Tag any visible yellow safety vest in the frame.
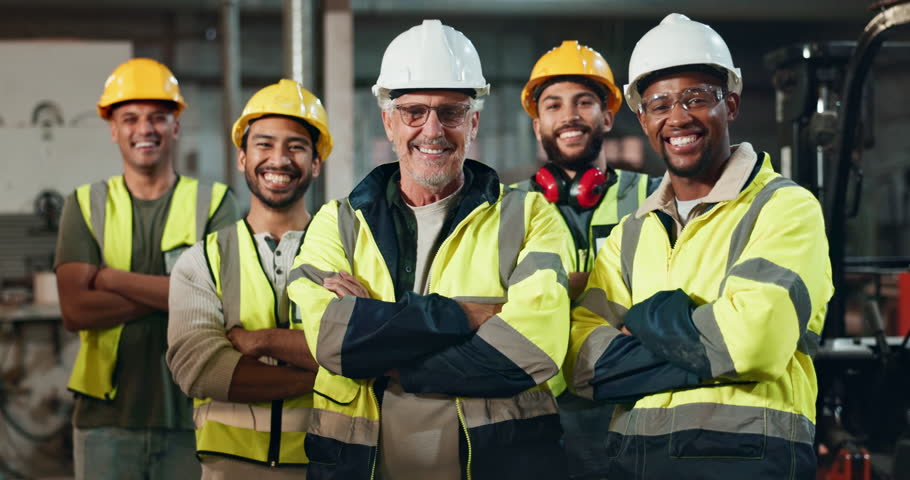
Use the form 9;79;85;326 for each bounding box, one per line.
194;220;311;466
68;175;227;400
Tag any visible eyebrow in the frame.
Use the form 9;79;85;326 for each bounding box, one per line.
541;91;599;103
251;134;312;145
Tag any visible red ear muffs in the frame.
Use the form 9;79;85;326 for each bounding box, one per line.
532;163;570;204
570;167;608;209
532;163;607;209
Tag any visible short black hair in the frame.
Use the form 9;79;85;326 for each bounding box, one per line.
636;64;727;96
389;88;476;100
240;114;321;154
533;75;610;110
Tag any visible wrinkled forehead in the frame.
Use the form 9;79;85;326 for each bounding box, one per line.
393;89;472;106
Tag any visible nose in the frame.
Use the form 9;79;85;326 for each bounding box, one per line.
665;101;692;126
421;109;445;137
137;117;155;135
276;146;294;165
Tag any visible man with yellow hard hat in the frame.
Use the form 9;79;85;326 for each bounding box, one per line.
167;79;330;479
516;41;655;480
54;58;240;480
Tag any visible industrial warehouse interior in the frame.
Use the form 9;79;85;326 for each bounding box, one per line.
1;0;909;479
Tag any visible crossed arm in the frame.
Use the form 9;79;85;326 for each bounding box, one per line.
57;262;168;331
166;243;317;404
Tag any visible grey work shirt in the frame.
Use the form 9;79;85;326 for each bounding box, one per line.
378;187;463;480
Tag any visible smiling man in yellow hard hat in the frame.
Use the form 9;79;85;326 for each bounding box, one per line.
167;79;331;479
54;58;241;480
515;42;658;479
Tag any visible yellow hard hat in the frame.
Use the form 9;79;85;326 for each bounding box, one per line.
521;41;622;118
97;58;187;120
231;79;333;161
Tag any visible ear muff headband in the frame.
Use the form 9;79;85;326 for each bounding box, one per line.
532;163;609;209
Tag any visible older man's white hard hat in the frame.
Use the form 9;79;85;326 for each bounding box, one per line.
372;19;490;98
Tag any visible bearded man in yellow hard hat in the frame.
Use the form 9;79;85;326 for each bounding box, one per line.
167;79;331;479
513;42;658;479
54;58;241;480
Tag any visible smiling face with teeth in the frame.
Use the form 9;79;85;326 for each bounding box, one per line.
637;71;739;194
238;115;321;211
382;90;479;205
109;101;179;174
533;80;612;175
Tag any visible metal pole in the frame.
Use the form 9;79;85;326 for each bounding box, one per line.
221;0;241;188
283;0;322;207
324;0;354;200
283;0;314;90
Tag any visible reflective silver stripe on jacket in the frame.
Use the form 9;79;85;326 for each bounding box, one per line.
307;407;379;446
196;181;214;242
88;180;109;254
194;400;311;433
616;170;643;218
498;188;526;288
610;403;815;445
216;224;242;328
459;389;559;429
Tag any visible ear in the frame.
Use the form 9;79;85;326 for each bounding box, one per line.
532;117;542;143
236;147;246;172
725;92;741;122
636;110;648;132
381;110;394;142
602;109;615;132
311;156;322;179
172;117;181;139
468;111;480;141
109;119;117;143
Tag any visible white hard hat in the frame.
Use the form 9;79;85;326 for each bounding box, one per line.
624;13;742;112
372;19;490;98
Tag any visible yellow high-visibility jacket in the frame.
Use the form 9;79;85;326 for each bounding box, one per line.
287;160;573;480
567;145;833;479
69;175;228;400
193;219;312;466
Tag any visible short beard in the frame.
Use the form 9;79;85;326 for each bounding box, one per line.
660;138;715;179
396;135;469;190
245;167;311;210
541;124;605;172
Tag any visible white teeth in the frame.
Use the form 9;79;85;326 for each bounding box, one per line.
418;147;444;154
669;135;698;146
559;130;583;139
135;141;156;148
263;173;291;185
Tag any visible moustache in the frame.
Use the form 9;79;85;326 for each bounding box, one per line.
554;122;591;135
255;166;301;177
408;136;456;150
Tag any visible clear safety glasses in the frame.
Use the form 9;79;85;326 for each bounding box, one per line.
639;85;726;117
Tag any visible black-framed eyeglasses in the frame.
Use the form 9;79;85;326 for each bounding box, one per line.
393;103;472;128
639;85;726;117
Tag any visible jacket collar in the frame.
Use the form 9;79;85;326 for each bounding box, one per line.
349;158;501;212
636;142;759;220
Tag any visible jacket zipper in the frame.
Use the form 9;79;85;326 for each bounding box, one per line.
456;398;472;480
369;383;380;480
